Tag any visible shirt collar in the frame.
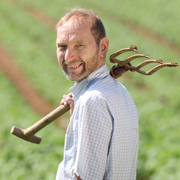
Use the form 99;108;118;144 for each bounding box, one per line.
69;64;109;102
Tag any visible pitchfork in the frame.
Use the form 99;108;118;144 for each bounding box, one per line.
109;45;178;78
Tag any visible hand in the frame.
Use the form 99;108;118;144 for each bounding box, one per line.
61;93;74;116
74;173;82;180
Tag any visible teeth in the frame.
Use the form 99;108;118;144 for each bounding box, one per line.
69;64;81;68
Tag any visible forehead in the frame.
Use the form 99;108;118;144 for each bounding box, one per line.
56;17;94;43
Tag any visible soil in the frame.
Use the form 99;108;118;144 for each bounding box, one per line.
0;45;55;115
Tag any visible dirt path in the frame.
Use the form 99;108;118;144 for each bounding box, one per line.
120;18;180;55
0;45;55;115
7;0;56;30
96;3;180;56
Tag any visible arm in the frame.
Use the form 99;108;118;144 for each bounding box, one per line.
74;96;112;180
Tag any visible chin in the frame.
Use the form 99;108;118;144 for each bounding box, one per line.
68;73;88;82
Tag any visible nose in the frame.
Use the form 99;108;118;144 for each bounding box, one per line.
64;47;76;63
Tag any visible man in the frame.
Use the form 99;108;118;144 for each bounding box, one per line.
56;8;139;180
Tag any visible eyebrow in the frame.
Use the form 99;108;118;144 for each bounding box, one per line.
74;40;86;44
56;39;87;45
56;41;66;45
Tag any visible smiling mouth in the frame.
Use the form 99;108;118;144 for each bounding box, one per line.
68;63;83;70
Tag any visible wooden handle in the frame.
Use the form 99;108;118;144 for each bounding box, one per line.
25;104;70;136
11;104;70;144
109;65;128;78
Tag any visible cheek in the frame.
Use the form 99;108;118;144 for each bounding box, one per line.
57;51;64;65
80;47;97;61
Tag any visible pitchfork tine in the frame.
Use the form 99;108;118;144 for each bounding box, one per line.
110;45;138;63
134;59;164;70
134;62;178;75
121;54;150;65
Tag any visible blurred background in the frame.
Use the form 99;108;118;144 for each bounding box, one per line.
0;0;180;179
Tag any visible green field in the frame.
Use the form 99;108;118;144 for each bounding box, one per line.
0;0;180;179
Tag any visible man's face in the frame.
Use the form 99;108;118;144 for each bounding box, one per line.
56;17;103;83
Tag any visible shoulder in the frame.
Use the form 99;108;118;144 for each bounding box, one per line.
88;75;129;98
86;75;136;110
80;75;125;105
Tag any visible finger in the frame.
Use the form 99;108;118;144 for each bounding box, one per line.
64;95;73;102
61;99;65;105
61;94;74;108
64;99;74;108
68;93;73;98
64;101;68;106
63;95;68;99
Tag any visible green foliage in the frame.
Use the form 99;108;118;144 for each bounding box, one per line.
0;0;180;179
0;72;65;180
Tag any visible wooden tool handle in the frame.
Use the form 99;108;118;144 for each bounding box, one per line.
11;104;70;144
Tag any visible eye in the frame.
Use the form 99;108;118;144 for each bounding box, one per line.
75;44;84;49
57;44;67;51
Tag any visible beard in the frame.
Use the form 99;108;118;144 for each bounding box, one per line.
61;49;100;83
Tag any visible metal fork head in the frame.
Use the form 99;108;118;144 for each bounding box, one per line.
109;45;179;78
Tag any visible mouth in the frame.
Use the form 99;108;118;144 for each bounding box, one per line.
68;63;83;70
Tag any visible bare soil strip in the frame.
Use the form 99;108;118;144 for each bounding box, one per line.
97;5;180;56
28;7;57;30
7;0;57;30
0;45;55;116
120;18;180;55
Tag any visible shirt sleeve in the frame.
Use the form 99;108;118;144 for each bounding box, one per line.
56;161;64;180
74;95;112;180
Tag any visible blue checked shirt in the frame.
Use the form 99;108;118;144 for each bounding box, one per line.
56;65;139;180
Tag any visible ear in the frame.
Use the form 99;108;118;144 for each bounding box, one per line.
99;37;109;58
